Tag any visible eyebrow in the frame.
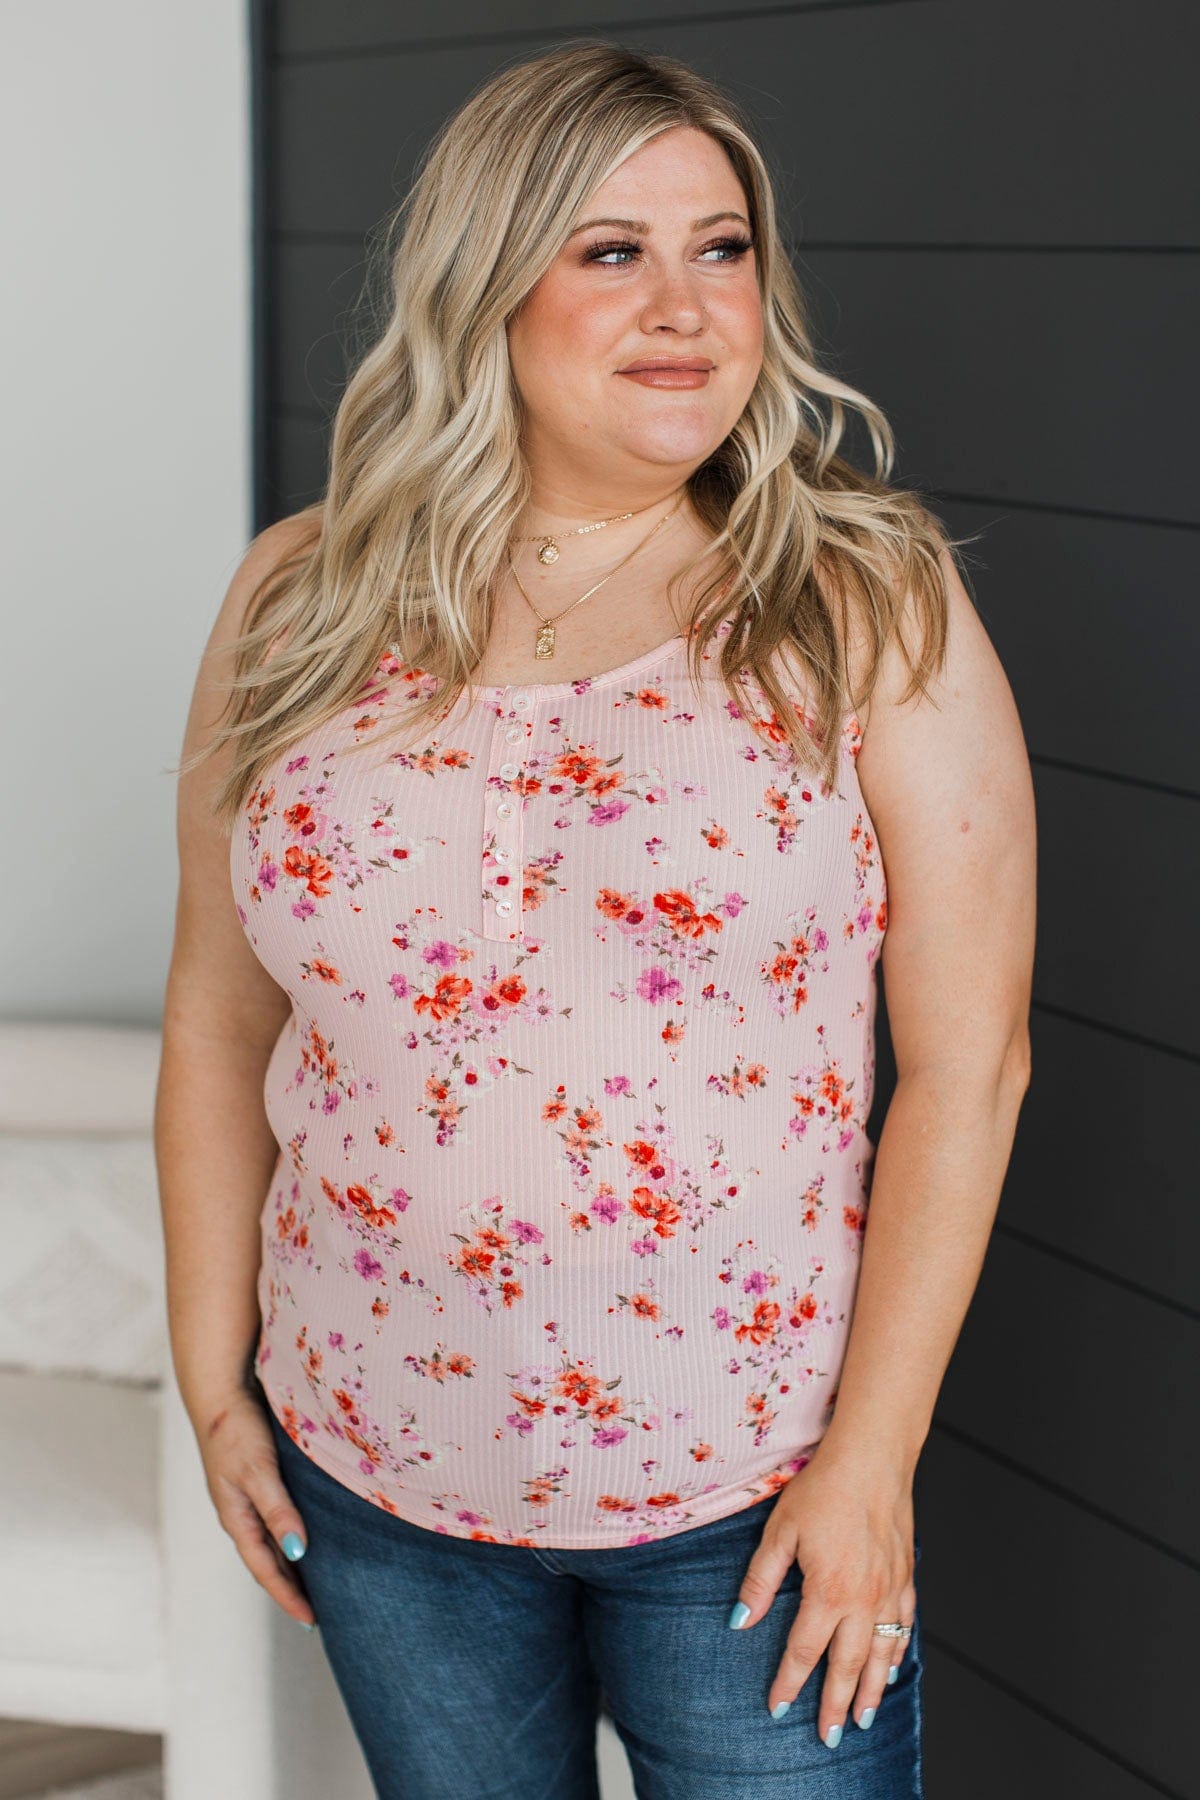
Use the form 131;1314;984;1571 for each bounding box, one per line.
567;211;751;237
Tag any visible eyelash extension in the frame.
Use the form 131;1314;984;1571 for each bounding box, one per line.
584;234;755;265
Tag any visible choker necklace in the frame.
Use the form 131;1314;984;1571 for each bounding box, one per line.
512;492;670;565
506;493;686;660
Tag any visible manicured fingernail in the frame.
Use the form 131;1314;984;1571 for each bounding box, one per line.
824;1722;844;1748
770;1700;791;1720
886;1664;899;1685
298;1621;317;1632
727;1600;751;1629
858;1706;876;1729
281;1531;306;1561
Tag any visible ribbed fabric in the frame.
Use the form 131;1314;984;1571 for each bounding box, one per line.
231;615;886;1547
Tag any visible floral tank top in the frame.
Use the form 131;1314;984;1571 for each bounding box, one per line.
231;611;887;1547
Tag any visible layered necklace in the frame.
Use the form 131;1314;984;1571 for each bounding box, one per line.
507;490;686;660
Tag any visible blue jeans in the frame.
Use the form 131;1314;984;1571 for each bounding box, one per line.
262;1395;924;1798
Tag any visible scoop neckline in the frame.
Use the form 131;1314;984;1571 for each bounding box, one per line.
471;630;689;699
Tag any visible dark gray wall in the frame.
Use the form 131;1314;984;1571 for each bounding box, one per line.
252;4;1199;1793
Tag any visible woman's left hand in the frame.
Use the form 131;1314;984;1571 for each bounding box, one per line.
729;1444;918;1744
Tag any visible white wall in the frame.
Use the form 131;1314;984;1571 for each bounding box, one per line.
1;1;252;1023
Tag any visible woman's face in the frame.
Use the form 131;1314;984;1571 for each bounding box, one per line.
507;125;764;492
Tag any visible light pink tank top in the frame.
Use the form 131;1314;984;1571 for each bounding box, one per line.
232;613;886;1546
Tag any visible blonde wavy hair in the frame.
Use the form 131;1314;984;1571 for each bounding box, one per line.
190;37;973;834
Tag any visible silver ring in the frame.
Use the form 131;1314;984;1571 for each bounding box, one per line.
872;1622;912;1638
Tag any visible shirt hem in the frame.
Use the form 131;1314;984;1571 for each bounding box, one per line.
257;1365;809;1551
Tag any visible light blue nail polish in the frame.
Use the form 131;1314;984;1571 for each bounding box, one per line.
858;1707;876;1729
298;1621;317;1632
281;1531;306;1561
727;1600;751;1629
886;1664;899;1685
824;1723;844;1748
770;1700;791;1720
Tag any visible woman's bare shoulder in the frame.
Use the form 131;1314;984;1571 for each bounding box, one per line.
204;509;321;667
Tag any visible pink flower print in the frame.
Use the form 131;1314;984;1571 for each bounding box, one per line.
636;966;682;1004
354;1249;384;1281
425;939;461;970
589;798;631;826
603;1074;634;1097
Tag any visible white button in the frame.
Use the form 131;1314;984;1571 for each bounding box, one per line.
505;725;522;742
495;847;510;863
512;692;530;708
496;801;513;819
499;761;520;780
495;899;514;915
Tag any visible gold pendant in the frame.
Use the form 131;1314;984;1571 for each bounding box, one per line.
535;622;556;658
536;538;560;565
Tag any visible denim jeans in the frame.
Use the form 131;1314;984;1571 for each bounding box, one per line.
262;1394;924;1798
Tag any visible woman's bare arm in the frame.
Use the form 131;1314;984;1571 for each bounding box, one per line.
817;544;1036;1478
155;515;309;1437
733;544;1037;1741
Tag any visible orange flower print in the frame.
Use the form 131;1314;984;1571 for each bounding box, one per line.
713;1239;834;1446
445;1199;545;1313
785;1029;862;1154
707;1059;769;1099
653;887;725;942
283;843;335;898
413;971;473;1021
761;905;831;1016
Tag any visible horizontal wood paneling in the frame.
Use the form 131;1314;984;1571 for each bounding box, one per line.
272;1;1197;246
269;409;329;510
275;0;855;56
270;238;368;416
798;249;1199;525
1007;1010;1199;1313
922;1646;1172;1799
933;1232;1198;1558
914;1430;1196;1795
934;501;1199;796
1031;765;1199;1054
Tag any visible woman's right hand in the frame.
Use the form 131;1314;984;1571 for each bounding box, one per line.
192;1385;316;1628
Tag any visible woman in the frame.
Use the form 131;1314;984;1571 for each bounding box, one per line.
158;40;1035;1800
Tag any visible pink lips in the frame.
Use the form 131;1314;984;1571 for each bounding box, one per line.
617;359;714;389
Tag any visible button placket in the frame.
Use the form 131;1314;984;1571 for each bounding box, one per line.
481;691;531;941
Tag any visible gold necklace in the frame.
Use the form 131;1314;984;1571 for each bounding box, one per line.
511;494;668;565
514;510;633;566
506;493;686;660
